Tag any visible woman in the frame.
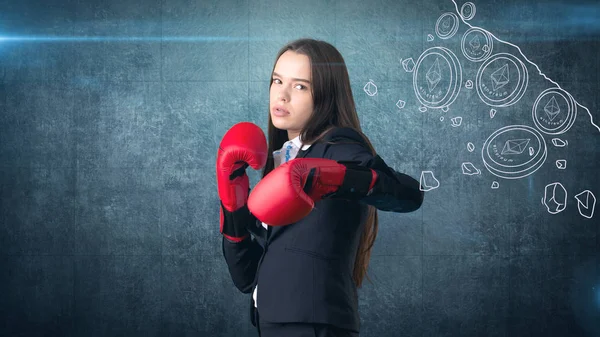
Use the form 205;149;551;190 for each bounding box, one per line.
217;38;423;337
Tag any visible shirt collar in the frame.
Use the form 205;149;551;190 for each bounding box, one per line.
289;134;311;151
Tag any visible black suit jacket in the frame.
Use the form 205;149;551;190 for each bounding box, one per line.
221;127;423;332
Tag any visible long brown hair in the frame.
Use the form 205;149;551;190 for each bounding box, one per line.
262;38;378;288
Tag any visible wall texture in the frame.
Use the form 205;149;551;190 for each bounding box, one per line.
0;0;599;336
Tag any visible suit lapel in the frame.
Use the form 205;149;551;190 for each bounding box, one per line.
267;144;314;243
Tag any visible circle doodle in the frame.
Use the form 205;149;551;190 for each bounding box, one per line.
460;2;477;21
435;13;460;40
481;125;547;179
476;53;528;107
461;27;494;62
532;87;577;135
413;47;463;109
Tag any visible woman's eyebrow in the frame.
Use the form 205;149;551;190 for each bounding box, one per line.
272;72;311;84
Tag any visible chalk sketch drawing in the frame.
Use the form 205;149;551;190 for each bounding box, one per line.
450;0;598;132
574;190;596;219
542;182;567;214
413;47;462;109
532;87;577;135
364;79;377;96
476;53;529;108
420;171;440;191
460;2;477;21
436;12;460;40
481;125;547;179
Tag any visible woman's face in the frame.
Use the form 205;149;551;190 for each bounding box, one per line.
270;50;314;141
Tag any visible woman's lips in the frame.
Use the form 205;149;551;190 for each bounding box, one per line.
272;106;290;117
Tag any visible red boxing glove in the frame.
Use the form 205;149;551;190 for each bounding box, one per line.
216;122;267;242
247;158;378;226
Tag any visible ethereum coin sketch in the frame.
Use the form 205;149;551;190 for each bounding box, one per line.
363;79;377;96
460;2;477;21
461;162;481;175
413;47;463;109
420;171;440;191
551;138;568;147
482;125;547;179
435;12;460;39
574;190;596;219
542;182;567;214
532;87;577;135
450;0;599;132
476;53;529;108
555;160;567;169
461;27;494;62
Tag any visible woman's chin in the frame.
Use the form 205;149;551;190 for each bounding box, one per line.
271;120;288;130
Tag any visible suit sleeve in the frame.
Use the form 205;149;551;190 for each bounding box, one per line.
222;233;263;294
323;135;424;213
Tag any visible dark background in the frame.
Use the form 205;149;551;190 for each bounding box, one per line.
0;0;599;336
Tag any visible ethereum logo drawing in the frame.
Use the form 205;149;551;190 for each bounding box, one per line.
544;95;561;121
500;138;531;155
442;18;451;29
469;35;481;50
491;64;510;91
426;57;442;91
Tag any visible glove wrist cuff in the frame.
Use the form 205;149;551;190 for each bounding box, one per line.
220;201;255;240
325;160;375;200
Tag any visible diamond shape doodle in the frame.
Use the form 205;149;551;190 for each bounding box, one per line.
544;95;561;121
426;57;442;91
491;63;510;91
501;138;530;155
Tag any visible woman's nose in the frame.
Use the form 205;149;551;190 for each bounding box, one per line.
277;90;289;102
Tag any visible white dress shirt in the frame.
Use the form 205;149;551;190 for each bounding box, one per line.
253;135;311;308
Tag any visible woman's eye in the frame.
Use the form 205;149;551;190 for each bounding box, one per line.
272;78;281;84
295;84;306;90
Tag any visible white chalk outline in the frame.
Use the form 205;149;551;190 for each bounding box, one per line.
450;0;599;132
467;142;475;152
451;116;463;127
532;87;577;135
460;2;477;21
402;58;416;72
461;162;481;175
541;182;568;214
555;159;567;169
476;53;529;108
363;79;377;96
481;125;548;179
413;46;463;109
574;190;596;219
435;12;460;40
396;99;406;109
551;138;568;147
461;27;494;62
420;170;440;191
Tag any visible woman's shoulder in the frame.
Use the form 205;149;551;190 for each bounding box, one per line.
319;126;374;163
322;126;368;144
